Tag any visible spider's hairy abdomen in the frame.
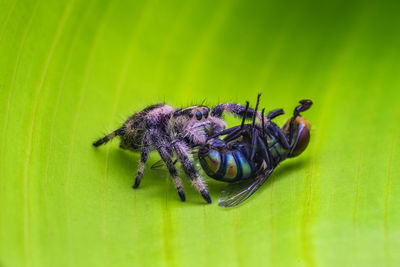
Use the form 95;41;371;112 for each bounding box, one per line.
120;104;174;151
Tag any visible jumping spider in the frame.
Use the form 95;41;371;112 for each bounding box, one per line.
93;102;262;203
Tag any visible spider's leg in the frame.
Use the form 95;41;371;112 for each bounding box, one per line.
133;134;150;189
93;127;125;147
211;102;262;122
157;147;186;202
149;131;186;201
173;141;212;204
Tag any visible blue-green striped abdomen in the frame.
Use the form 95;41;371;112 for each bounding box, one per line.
199;148;255;183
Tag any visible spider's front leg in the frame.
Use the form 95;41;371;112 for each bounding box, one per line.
172;140;212;203
211;101;265;123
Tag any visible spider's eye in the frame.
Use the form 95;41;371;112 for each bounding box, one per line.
196;111;202;120
203;109;208;118
188;112;193;118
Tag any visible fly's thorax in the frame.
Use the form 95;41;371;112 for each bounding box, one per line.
266;136;290;164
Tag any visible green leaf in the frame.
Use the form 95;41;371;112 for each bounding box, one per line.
1;0;400;266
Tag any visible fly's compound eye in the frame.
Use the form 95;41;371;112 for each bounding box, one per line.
203;109;209;118
196;111;202;120
285;117;311;158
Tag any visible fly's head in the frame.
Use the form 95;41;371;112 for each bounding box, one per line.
282;99;313;158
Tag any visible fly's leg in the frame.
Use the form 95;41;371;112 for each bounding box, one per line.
207;102;249;143
173;141;212;203
250;94;261;160
223;126;248;143
257;135;272;167
250;127;258;160
288;99;313;145
267;124;289;149
267;109;284;120
222;102;250;143
208;125;242;140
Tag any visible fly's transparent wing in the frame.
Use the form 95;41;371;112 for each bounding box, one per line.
218;168;274;207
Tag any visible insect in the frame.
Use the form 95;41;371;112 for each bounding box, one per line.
93;101;263;203
198;94;313;207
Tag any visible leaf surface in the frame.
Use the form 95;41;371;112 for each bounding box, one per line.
1;0;400;266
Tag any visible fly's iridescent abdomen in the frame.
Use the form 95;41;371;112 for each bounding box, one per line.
198;133;291;183
199;144;255;182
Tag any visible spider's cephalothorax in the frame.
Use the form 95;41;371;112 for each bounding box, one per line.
93;101;261;203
